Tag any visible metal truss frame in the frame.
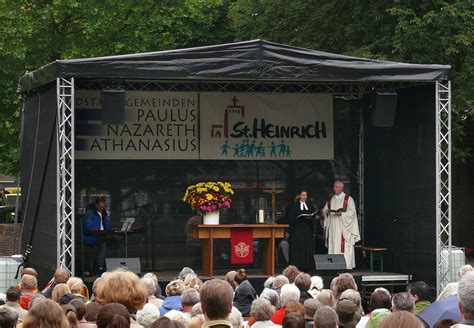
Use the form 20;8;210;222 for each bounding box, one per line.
57;78;450;285
56;77;75;274
435;80;452;293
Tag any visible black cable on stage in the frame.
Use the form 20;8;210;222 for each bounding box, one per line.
15;106;57;279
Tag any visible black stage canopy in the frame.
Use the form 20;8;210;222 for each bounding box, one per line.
19;39;450;92
17;40;451;287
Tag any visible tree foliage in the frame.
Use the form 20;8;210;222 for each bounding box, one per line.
229;0;473;160
0;0;472;174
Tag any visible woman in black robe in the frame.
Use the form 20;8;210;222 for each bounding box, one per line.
286;189;316;272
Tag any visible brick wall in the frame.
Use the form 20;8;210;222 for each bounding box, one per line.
0;224;21;256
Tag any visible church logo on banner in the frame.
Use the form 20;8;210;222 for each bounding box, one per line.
231;228;254;264
200;92;333;160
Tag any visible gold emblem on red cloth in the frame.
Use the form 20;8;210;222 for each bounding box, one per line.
234;242;250;258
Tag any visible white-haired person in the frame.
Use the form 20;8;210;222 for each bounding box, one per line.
437;264;473;301
141;275;163;309
271;283;300;325
273;275;290;296
308;276;324;299
251;298;279;328
247;289;281;326
452;271;474;327
181;288;200;317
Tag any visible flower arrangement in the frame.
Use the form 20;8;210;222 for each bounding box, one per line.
183;181;234;214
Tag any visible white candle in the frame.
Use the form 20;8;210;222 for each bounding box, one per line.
258;209;264;223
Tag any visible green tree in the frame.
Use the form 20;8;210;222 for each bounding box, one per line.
229;0;473;161
0;0;233;174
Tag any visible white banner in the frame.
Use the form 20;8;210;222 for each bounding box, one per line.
75;91;199;159
199;93;333;160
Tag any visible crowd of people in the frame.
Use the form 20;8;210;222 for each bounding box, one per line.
0;264;473;328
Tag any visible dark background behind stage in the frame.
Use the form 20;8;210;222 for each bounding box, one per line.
20;84;437;285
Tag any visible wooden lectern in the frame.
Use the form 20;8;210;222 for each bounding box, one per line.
193;224;288;277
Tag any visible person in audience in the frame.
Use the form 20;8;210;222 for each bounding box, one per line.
358;288;391;328
0;307;18;328
391;292;414;313
20;268;38;280
433;319;458;328
22;299;70;328
96;303;130;328
283;266;300;284
69;299;95;328
184;273;203;291
229;306;244;328
264;277;275;290
283;312;306;328
52;283;71;303
200;279;234;327
166;308;192;326
315;290;335;308
304;299;322;328
273;275;290;296
332;273;357;301
340;289;363;315
28;293;46;310
452;271;474;327
160;279;185;316
309;276;324;299
142;272;163;299
313;306;339;328
62;303;81;328
0;286;28;321
248;289;280;326
295;273;313;304
136;303;161;326
285;301;305;317
67;277;88;302
408;281;431;315
250;298;278;328
149;316;186;328
19;274;37;310
42;267;71;299
141;275;164;309
177;267;195;281
437;264;473;301
233;268;257;316
225;271;237;289
84;302;102;323
377;311;424;328
181;288;200;316
335;298;360;328
94;269;147;326
272;283;301;325
261;288;281;309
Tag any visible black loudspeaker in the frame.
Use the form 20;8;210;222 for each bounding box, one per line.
370;91;398;127
106;257;141;275
314;254;347;271
102;88;125;124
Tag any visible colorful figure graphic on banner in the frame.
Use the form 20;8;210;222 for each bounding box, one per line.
220;139;292;158
220;140;230;156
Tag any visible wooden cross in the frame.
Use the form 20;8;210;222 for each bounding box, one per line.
263;183;285;224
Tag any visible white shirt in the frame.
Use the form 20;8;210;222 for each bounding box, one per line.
300;201;308;211
335;191;346;200
98;211;104;230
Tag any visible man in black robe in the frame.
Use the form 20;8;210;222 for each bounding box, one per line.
285;190;317;272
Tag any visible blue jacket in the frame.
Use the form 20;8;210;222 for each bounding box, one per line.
159;295;182;316
82;206;112;246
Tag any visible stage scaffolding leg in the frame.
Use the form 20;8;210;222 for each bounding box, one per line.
56;77;75;275
435;80;452;294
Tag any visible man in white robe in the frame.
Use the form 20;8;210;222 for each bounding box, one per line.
322;180;360;269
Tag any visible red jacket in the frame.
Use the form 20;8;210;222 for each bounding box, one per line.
271;306;286;325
